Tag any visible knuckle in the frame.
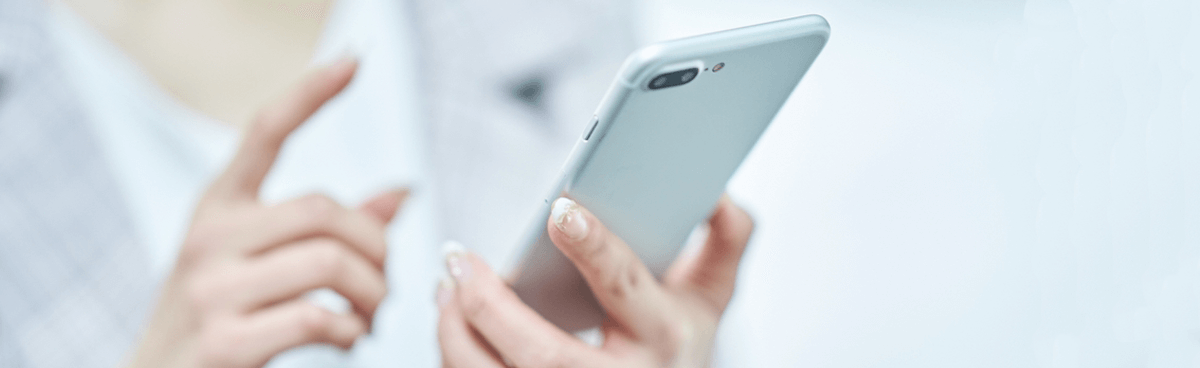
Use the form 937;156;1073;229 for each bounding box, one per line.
571;237;647;303
179;208;254;267
184;274;224;313
249;109;287;142
180;222;224;262
305;242;347;283
298;194;341;226
575;238;611;275
602;263;640;302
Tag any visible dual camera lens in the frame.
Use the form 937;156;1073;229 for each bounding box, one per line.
647;63;723;90
648;67;700;90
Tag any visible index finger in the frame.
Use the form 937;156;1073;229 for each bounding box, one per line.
544;197;677;343
207;58;358;201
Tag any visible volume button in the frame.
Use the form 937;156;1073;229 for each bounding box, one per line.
583;116;600;141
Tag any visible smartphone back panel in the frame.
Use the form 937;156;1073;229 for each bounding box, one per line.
510;15;829;331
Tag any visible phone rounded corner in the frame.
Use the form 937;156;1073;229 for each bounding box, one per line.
805;14;831;37
616;44;669;87
805;15;832;46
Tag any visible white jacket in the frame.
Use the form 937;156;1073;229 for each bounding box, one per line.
0;0;635;367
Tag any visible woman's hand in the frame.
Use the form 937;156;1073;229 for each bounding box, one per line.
437;195;754;367
125;58;406;368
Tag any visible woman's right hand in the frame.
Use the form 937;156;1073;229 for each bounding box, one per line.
124;58;405;368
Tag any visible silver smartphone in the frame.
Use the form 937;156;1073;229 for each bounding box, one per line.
507;15;830;332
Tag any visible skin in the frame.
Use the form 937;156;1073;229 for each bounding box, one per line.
437;195;755;368
124;59;407;368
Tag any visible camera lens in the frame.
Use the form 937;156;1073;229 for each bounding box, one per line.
647;67;700;90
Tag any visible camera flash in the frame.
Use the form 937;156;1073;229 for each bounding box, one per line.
712;62;725;72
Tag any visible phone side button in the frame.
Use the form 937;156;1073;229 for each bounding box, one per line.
583;116;600;141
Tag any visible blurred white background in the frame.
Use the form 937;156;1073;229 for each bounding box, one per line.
634;0;1200;366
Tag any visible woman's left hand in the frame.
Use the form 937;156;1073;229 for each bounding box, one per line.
436;195;754;368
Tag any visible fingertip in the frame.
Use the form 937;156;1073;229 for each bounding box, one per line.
440;242;495;274
309;307;366;350
360;188;410;224
711;194;736;220
306;56;358;108
710;194;754;241
211;56;360;201
333;314;368;349
365;285;386;324
547;197;593;245
326;55;359;81
355;313;370;337
444;240;483;284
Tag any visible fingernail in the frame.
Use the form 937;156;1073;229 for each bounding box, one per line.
435;278;455;308
443;240;471;281
551;197;588;240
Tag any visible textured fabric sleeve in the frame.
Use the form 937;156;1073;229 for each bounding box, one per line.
0;1;153;368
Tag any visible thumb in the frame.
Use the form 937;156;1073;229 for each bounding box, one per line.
666;194;755;312
359;188;410;224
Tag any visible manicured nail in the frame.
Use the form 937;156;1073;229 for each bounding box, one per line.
551;197;588;240
435;278;455;308
443;240;471;281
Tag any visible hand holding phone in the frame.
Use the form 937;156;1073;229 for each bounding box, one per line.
510;14;830;331
437;195;754;368
436;14;829;367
